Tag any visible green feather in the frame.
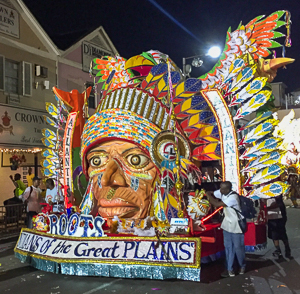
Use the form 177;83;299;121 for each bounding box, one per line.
269;40;282;48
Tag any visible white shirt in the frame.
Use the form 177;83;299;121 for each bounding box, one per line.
45;187;64;213
214;189;243;233
45;187;60;203
266;198;282;220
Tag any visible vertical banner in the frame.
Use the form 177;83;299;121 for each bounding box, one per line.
201;89;240;193
63;112;78;205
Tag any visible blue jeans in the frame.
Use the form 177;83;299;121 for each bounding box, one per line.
223;230;246;271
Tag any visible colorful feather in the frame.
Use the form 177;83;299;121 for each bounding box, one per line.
238;111;273;132
239;119;279;145
229;77;268;106
242;150;285;172
240;137;282;159
228;65;256;94
250;164;286;185
247;181;289;199
233;90;272;120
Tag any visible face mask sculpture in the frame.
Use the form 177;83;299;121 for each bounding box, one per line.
86;140;157;219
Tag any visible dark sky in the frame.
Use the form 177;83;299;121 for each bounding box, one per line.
23;0;299;92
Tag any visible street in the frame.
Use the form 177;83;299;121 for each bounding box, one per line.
0;206;299;294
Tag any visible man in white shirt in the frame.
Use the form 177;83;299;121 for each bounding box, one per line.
45;179;64;213
206;181;246;278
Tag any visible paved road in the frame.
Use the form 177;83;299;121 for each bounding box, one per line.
0;206;299;294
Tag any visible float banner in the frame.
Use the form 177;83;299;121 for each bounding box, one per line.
15;229;200;267
63;112;77;195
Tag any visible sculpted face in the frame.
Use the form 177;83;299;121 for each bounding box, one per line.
86;140;158;220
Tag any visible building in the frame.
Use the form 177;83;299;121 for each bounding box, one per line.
58;26;118;115
0;0;118;204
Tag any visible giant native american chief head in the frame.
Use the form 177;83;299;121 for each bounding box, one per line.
79;51;202;224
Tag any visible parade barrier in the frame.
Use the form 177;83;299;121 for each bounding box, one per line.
0;204;26;234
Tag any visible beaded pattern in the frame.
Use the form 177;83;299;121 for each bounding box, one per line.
81;109;162;160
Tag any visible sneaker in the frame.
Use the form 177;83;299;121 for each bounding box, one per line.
239;267;246;275
221;270;235;278
272;249;282;258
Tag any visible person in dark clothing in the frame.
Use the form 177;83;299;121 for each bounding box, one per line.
265;195;291;258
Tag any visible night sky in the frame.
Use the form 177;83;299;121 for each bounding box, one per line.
23;0;299;92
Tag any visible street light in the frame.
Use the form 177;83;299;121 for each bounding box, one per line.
182;46;221;78
207;46;221;58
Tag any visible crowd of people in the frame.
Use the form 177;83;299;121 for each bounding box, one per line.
5;169;63;229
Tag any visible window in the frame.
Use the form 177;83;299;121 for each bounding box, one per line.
85;82;95;109
0;55;32;96
5;59;19;94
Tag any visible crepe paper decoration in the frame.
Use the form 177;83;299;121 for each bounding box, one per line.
193;143;221;161
240;137;282;160
125;53;157;77
234;90;272;120
239;119;279;145
249;164;286;185
141;63;168;90
172;79;202;104
229;77;268;106
153;71;181;99
238;111;273;132
174;94;209;119
247;181;289;198
187;190;210;219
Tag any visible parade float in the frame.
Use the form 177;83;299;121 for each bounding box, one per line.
15;10;296;281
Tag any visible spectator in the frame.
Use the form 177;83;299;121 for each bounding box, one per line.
265;195;291;258
26;167;35;187
288;174;299;208
213;168;222;182
9;173;26;198
202;171;211;182
45;178;64;213
20;176;43;228
206;181;246;277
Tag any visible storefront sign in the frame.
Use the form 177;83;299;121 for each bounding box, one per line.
0;3;19;38
16;229;200;267
63;112;77;195
82;41;112;73
0;104;49;147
